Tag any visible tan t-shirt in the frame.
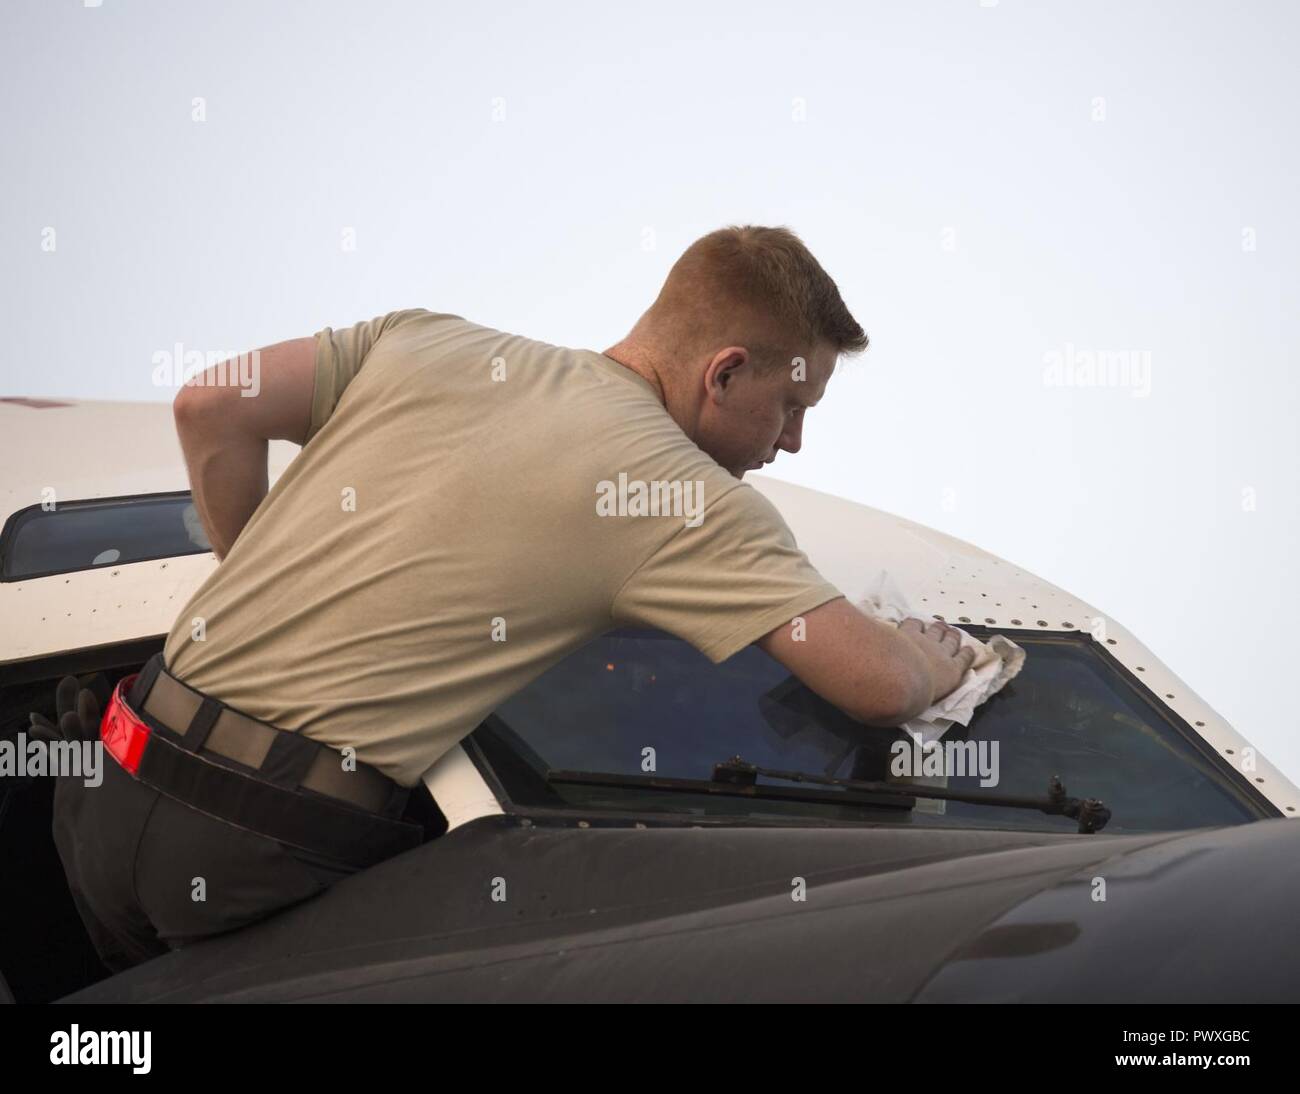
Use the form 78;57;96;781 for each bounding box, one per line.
163;309;843;786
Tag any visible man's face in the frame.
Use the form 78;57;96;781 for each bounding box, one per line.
693;340;837;479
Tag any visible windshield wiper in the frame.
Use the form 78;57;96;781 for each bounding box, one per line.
545;768;917;813
545;758;1111;833
711;757;1112;834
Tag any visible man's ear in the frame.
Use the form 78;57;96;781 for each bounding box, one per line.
704;347;750;404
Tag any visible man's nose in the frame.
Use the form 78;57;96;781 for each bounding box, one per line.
779;418;803;455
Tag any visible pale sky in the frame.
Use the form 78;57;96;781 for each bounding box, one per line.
2;0;1297;783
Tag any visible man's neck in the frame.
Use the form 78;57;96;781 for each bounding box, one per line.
600;341;703;442
600;342;668;406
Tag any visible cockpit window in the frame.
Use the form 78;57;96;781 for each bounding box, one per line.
0;493;210;582
477;627;1270;833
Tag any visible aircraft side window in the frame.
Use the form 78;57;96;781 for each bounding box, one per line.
0;493;210;582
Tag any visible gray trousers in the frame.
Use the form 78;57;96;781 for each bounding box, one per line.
52;750;358;973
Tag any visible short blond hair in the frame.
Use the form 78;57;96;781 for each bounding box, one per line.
638;224;868;367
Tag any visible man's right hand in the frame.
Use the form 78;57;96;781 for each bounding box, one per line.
895;617;976;706
758;598;969;728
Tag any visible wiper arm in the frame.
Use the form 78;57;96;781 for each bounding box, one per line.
546;760;1111;833
546;768;917;812
712;756;1112;834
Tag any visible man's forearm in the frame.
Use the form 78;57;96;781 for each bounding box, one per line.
175;403;268;560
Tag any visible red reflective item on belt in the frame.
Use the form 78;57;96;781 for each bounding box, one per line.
101;673;150;774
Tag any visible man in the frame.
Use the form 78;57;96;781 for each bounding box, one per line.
45;224;973;971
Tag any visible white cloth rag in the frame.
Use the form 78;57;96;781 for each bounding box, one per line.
854;570;1026;749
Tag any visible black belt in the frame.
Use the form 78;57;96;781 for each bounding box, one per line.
119;653;424;869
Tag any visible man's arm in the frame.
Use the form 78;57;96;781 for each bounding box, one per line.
172;336;317;560
757;597;974;727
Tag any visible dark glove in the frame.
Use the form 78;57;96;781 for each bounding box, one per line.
28;674;111;744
